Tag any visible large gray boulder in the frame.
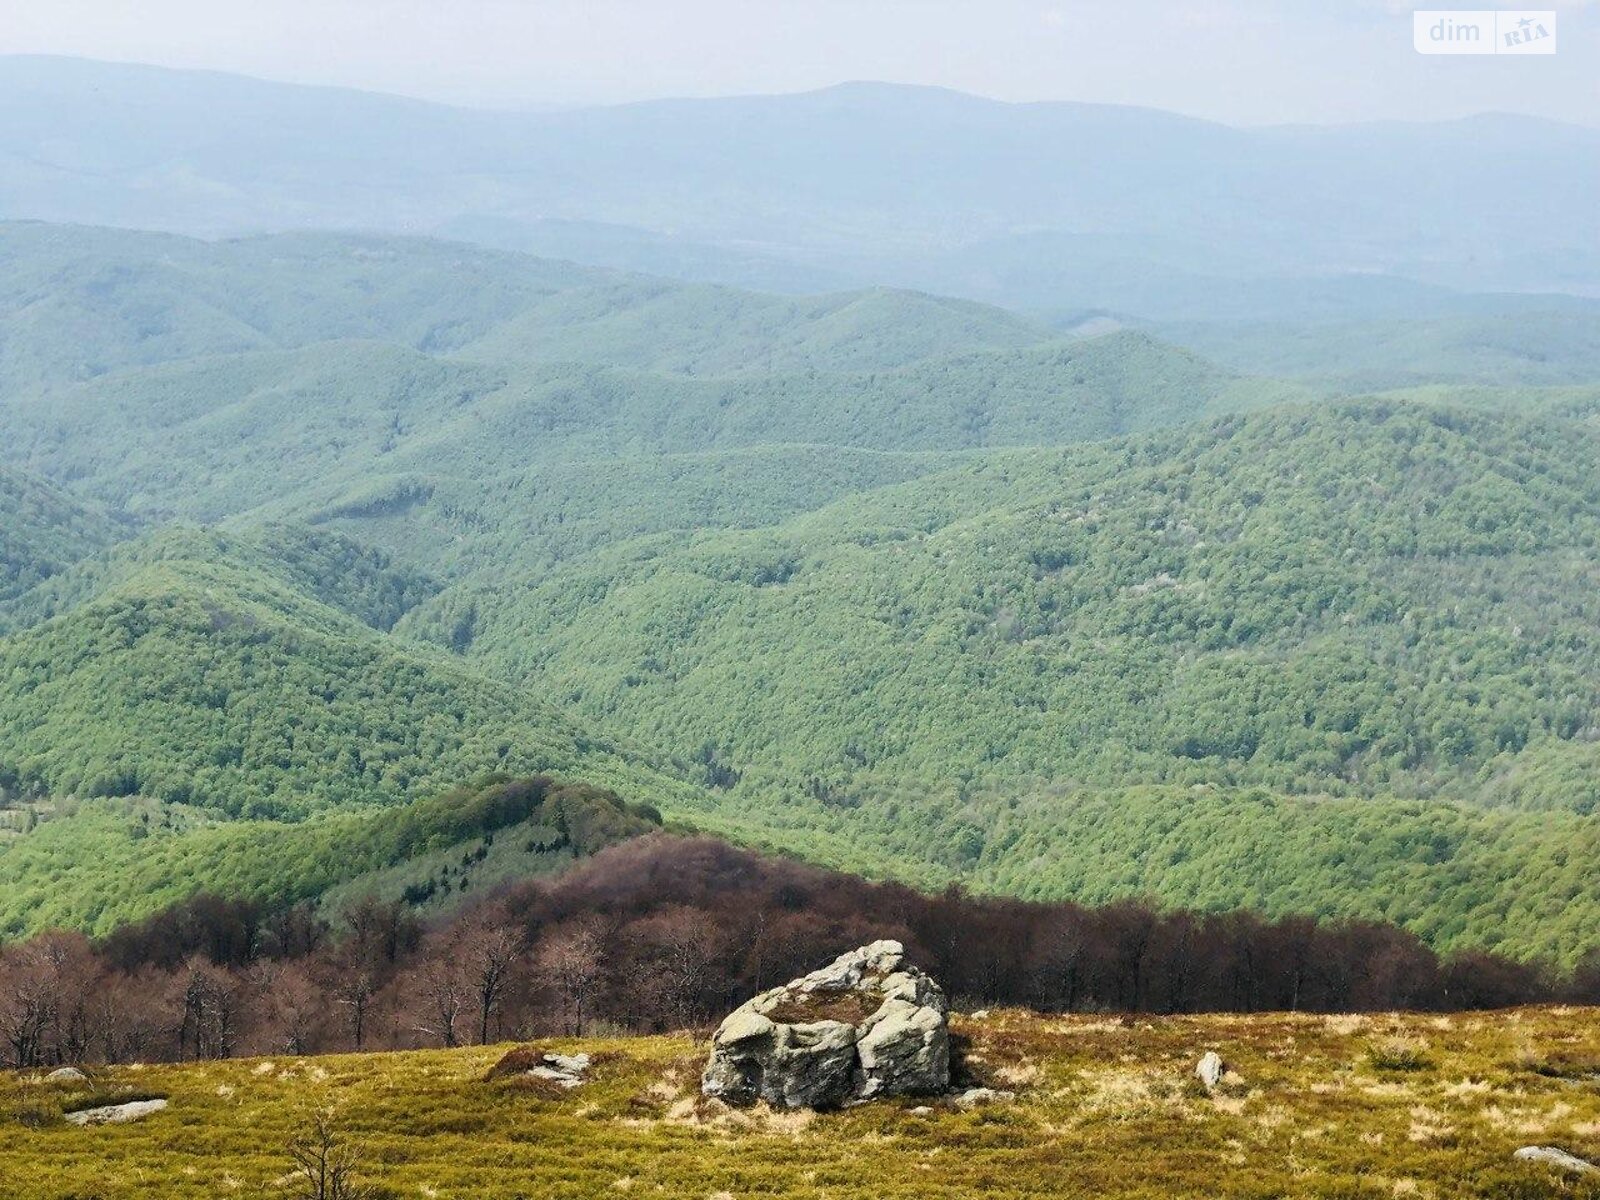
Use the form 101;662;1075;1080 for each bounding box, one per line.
701;940;950;1108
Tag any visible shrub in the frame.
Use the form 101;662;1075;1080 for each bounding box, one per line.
1367;1039;1433;1072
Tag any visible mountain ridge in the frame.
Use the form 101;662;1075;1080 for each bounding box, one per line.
5;58;1595;307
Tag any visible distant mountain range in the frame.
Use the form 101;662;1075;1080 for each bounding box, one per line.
3;56;1598;317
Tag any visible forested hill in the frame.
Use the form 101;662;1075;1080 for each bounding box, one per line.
0;223;1305;547
0;221;1044;394
0;534;708;932
416;399;1600;811
392;401;1600;959
0;543;696;818
0;465;127;604
6;223;1600;961
0;334;1305;528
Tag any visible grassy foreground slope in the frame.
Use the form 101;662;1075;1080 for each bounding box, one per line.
11;1009;1600;1199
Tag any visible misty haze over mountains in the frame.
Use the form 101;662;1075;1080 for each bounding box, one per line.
3;54;1598;321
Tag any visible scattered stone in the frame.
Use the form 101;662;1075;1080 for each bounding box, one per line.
1515;1146;1599;1174
1196;1051;1225;1090
528;1052;591;1089
969;1009;991;1020
909;1105;934;1115
702;939;950;1109
487;1046;593;1088
63;1099;168;1126
45;1067;88;1083
953;1087;1015;1106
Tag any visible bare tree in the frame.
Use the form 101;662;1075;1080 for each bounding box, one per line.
332;966;379;1052
407;951;467;1049
252;961;326;1056
0;932;98;1067
459;918;522;1046
539;917;609;1036
93;966;172;1063
629;906;720;1030
286;1106;371;1200
0;942;50;1068
1028;906;1085;1012
177;957;240;1060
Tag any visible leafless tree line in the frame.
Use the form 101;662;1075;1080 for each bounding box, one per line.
0;835;1585;1068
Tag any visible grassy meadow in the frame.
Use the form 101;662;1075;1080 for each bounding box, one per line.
12;1009;1600;1199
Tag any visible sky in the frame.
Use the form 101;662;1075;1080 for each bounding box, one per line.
1;0;1596;125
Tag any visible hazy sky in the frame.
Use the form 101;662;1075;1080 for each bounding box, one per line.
3;0;1597;124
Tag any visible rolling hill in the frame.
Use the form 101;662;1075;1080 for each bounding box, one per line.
0;223;1313;559
6;223;1600;960
1165;311;1600;390
0;542;697;818
415;401;1600;804
389;401;1600;958
0;465;129;604
0;330;1305;528
0;531;709;933
0;222;609;394
0;221;1046;396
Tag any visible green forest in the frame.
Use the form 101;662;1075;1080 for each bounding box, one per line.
5;223;1600;960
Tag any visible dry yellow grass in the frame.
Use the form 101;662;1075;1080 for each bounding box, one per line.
9;1008;1600;1198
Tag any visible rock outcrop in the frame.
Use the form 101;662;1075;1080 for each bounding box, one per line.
702;940;950;1108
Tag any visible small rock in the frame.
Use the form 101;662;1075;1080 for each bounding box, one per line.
45;1067;88;1083
954;1087;1014;1106
909;1105;933;1115
544;1052;591;1075
64;1099;168;1126
1515;1146;1599;1174
528;1066;584;1088
528;1052;591;1088
969;1010;991;1020
1196;1051;1225;1090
